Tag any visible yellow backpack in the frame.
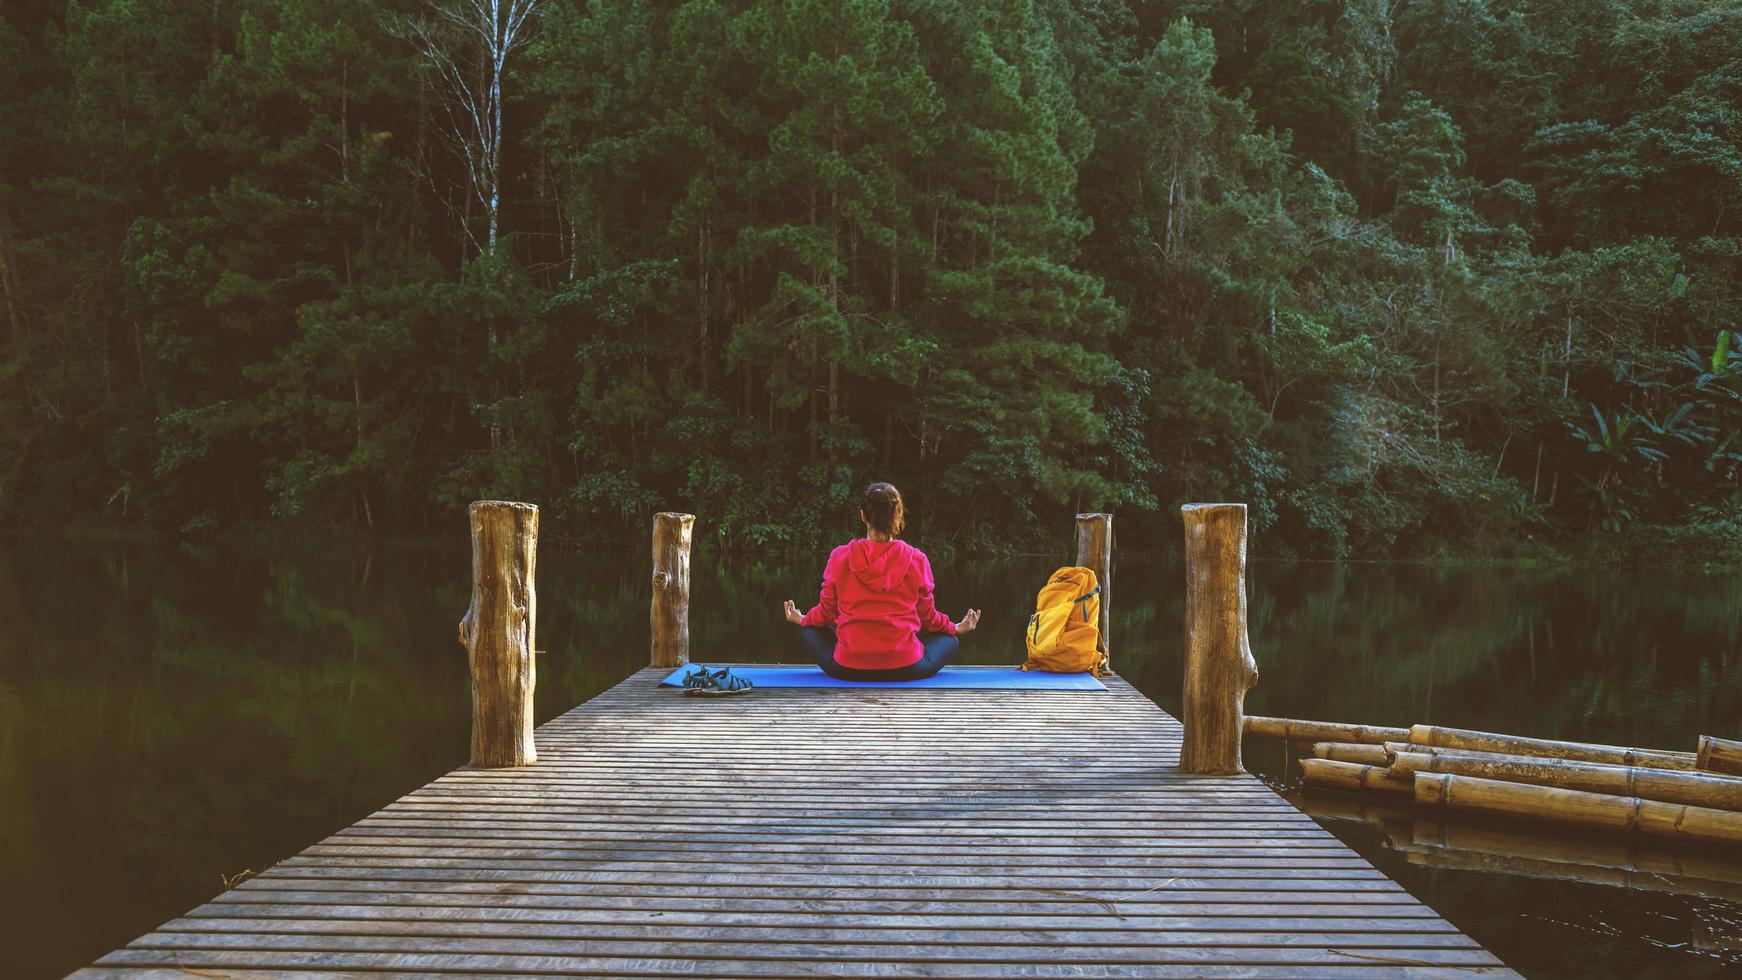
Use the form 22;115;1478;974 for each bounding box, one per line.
1022;565;1106;676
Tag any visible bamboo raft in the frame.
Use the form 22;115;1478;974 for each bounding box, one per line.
72;504;1516;977
1253;714;1742;848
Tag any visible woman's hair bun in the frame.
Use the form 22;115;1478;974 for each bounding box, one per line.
861;482;906;537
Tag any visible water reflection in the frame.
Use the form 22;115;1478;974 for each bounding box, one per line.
1285;783;1742;973
0;537;1738;977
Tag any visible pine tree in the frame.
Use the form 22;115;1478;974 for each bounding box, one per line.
723;0;942;474
904;0;1124;542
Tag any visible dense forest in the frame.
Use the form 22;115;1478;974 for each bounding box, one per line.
0;0;1738;559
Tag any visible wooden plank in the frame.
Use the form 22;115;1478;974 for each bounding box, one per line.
272;859;1405;881
90;947;1509;974
168;904;1464;932
225;880;1424;903
79;668;1515;977
312;834;1355;853
72;970;1506;980
211;892;1441;916
333;828;1342;844
376;802;1310;818
297;855;1367;875
353;815;1330;831
254;867;1410;889
126;929;1484;952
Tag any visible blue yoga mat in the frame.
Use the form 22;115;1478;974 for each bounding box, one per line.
659;665;1107;691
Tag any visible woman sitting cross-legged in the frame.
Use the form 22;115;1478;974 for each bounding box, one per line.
783;482;980;681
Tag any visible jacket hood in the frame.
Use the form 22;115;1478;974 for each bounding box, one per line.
844;538;917;592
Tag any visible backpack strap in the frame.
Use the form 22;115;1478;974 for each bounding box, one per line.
1072;585;1100;621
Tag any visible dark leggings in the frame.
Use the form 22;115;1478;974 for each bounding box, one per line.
800;626;958;681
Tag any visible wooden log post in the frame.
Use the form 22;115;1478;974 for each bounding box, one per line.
1699;736;1742;776
650;512;694;668
1074;512;1113;673
457;500;538;769
1179;503;1260;775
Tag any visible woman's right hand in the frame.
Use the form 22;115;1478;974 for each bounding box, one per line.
783;600;804;625
954;609;981;635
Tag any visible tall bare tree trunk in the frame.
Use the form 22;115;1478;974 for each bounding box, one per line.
827;160;840;469
393;0;544;266
808;375;819;462
1165;161;1180;258
354;375;372;527
0;218;24;354
988;183;999;257
1433;326;1442;444
1563;304;1576;400
698;220;709;393
340;58;351;182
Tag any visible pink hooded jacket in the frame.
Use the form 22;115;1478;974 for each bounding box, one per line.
800;538;956;670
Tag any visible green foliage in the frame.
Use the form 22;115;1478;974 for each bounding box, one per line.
1;0;1740;561
1567;328;1742;534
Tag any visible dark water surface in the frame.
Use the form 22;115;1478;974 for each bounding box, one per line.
3;535;1741;977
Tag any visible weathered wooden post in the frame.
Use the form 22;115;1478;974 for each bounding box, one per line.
1075;512;1113;673
650;512;694;668
458;500;538;768
1179;503;1260;775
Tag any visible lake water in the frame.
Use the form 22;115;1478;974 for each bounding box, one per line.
3;534;1740;977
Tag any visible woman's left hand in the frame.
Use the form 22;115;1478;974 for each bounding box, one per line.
783;600;804;625
954;609;981;634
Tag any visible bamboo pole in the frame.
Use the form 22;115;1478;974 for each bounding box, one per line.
1299;757;1414;794
1414;771;1742;846
1313;741;1390;766
1408;723;1695;770
1247;716;1410;744
1389;739;1703;772
650;512;694;668
1383;740;1474;762
1074;512;1113;674
1382;741;1596;768
1699;736;1742;776
458;500;538;768
1179;503;1259;775
1392;749;1742;811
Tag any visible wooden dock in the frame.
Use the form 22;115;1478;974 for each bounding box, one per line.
75;667;1514;978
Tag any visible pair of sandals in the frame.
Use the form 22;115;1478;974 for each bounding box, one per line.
680;665;754;696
